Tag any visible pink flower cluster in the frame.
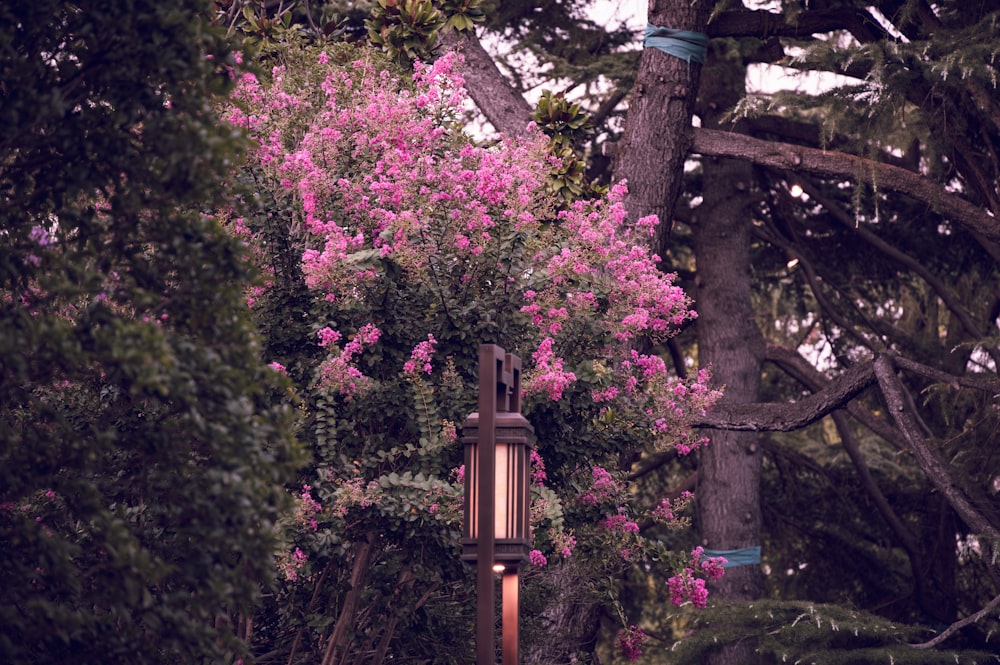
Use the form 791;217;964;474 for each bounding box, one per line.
602;509;640;535
524;337;576;401
330;477;382;518
692;546;728;581
403;334;437;375
667;568;708;609
615;625;649;662
578;466;624;507
278;547;309;583
650;491;694;526
295;484;322;531
316;324;381;396
530;449;547;485
529;549;548;567
667;547;727;608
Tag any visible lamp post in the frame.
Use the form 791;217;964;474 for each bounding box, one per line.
462;344;533;665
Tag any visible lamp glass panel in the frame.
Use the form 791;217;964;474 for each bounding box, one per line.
494;442;510;539
466;439;478;540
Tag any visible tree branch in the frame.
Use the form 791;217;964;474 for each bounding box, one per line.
911;592;1000;649
693;360;876;431
439;30;533;137
707;8;886;43
691;128;1000;245
873;355;1000;542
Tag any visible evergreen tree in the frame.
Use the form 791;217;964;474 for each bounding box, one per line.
0;1;299;663
198;0;1000;661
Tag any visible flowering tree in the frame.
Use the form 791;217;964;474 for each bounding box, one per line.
0;2;301;664
224;41;721;663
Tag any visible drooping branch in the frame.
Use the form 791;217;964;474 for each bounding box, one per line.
691;128;1000;245
873;355;1000;542
693;360;876;431
911;591;1000;649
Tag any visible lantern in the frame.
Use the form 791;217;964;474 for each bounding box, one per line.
461;345;533;665
461;409;533;565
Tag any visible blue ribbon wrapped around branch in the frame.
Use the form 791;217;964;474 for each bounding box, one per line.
643;24;709;65
703;546;762;569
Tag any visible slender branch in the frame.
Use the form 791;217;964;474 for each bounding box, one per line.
894;355;1000;390
801;176;998;367
873;355;1000;541
691;128;1000;246
911;591;1000;649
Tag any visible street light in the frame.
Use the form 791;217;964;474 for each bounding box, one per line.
462;344;533;665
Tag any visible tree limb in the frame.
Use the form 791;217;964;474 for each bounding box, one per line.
691;128;1000;245
911;591;1000;649
873;355;1000;541
693;360;876;431
439;30;533;137
707;8;886;43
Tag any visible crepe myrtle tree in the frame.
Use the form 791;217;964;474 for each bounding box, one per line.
220;42;722;663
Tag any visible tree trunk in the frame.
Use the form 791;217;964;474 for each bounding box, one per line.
612;0;712;258
692;47;765;665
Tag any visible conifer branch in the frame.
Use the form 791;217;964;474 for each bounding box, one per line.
691;128;1000;246
910;590;1000;649
873;355;1000;542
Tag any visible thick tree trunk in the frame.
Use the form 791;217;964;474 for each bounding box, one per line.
612;0;712;258
692;48;765;665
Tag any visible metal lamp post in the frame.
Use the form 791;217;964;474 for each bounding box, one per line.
462;344;533;665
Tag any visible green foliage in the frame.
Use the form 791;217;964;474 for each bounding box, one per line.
533;90;605;201
0;1;300;663
366;0;483;63
664;601;1000;665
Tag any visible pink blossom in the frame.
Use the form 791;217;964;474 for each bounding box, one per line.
668;568;708;608
602;510;640;534
530;449;547;485
615;625;649;662
403;334;437;375
529;549;547;567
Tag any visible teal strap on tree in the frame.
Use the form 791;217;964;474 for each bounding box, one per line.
643;24;709;65
703;546;761;568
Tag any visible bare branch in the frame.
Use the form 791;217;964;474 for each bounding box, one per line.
693;360;876;431
439;30;533;138
691;128;1000;246
911;591;1000;649
873;355;1000;541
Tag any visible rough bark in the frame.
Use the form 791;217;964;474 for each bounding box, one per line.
440;30;534;138
612;0;713;258
691;46;764;665
691;128;1000;246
